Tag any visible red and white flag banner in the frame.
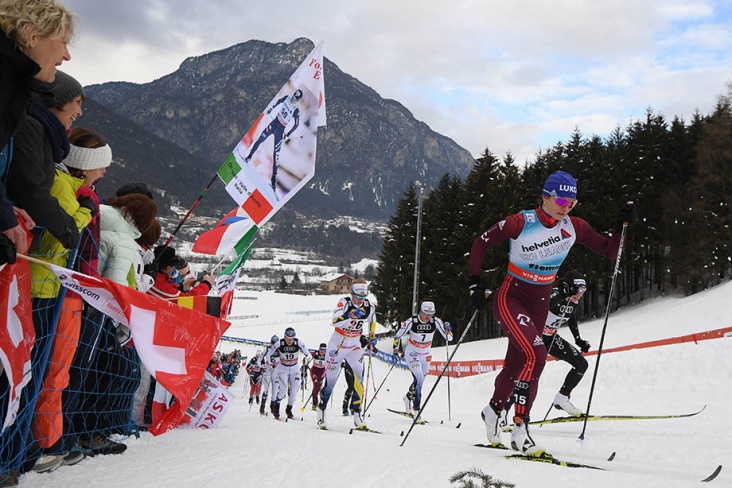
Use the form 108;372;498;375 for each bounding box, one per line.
0;262;35;431
47;263;231;435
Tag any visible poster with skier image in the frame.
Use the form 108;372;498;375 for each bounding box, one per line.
217;41;326;226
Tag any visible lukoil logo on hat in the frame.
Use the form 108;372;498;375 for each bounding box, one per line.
543;170;577;200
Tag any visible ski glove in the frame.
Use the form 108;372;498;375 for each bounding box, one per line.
468;276;490;310
575;338;591;353
0;234;16;265
77;195;99;219
616;201;635;230
351;308;367;319
444;322;452;332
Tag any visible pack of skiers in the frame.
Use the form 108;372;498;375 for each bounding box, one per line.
244;169;633;462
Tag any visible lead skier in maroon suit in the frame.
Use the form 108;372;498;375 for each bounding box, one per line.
468;170;633;456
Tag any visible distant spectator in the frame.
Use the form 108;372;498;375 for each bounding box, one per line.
147;245;214;300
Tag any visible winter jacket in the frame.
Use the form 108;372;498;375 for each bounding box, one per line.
98;204;141;287
148;271;212;301
74;185;101;277
1;30;39;232
5;98;78;249
29;169;93;298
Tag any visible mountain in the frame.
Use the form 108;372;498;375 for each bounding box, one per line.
83;38;475;222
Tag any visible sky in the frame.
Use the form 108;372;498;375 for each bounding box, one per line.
59;0;732;164
19;277;732;487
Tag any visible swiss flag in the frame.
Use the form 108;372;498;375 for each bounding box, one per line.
48;264;231;435
0;262;35;431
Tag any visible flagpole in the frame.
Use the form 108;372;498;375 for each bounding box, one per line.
164;171;220;247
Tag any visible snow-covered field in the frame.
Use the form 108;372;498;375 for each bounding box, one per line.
22;281;732;487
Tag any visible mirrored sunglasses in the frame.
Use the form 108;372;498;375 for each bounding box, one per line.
554;196;577;209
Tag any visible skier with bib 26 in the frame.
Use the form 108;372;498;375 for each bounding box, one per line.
317;279;376;430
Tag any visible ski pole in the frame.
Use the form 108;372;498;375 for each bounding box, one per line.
400;309;480;447
163;171;219;246
540;310;569;424
369;356;378;391
579;219;629;440
445;337;452;422
364;361;397;414
361;347;373;412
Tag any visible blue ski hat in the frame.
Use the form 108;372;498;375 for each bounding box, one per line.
543;170;578;200
284;327;296;338
270;335;279;343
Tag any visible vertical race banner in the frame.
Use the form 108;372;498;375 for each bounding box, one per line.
217;41;326;227
179;371;234;429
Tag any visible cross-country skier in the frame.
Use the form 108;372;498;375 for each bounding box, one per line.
310;343;328;411
468;169;634;456
258;335;279;415
245;351;264;405
270;327;312;420
544;270;590;416
317;279;377;430
393;300;452;416
243;89;302;198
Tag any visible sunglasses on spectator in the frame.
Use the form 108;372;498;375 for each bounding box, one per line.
554;197;577;209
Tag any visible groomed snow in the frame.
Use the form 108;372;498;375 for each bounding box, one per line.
22;281;732;487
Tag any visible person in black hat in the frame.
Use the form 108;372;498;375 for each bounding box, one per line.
543;270;591;416
468;169;635;456
147;245;214;299
115;182;154;201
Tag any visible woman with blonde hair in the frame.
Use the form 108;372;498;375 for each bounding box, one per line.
1;0;75;259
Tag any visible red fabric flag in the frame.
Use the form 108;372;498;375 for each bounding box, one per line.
0;262;35;431
48;264;231;435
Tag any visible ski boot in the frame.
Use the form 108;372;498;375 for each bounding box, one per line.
481;403;503;446
553;392;583;416
510;417;545;457
317;406;327;430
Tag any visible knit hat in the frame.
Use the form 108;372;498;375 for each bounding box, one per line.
154;245;184;268
543;170;578;200
351;282;368;298
116;182;154;200
420;300;436;316
45;70;84;109
62;143;112;170
564;271;587;292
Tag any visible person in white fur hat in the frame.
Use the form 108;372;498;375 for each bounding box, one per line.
63;127;112;188
30;126;113;465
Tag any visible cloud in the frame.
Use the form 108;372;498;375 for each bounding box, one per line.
62;0;732;163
